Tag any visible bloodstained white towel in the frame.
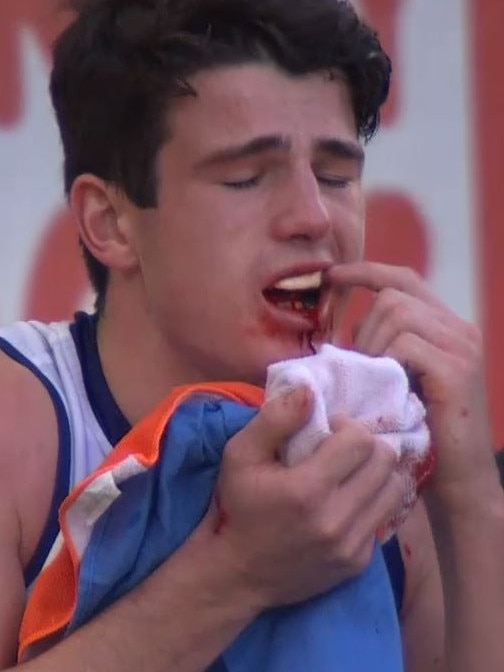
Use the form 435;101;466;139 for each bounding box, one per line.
265;343;432;536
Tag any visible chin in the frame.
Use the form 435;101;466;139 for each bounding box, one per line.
248;339;314;384
223;331;319;387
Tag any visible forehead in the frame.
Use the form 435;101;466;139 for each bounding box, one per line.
165;64;358;156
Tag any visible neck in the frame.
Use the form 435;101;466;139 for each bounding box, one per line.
96;286;203;426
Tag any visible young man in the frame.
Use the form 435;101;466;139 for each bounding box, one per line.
1;0;503;669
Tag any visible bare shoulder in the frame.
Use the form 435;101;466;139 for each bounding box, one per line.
0;350;59;667
0;348;59;570
0;495;25;667
397;499;445;671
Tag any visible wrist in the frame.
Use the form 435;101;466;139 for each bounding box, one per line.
115;517;264;671
425;455;503;514
424;475;504;532
181;516;265;622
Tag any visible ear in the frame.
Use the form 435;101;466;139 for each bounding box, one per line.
70;174;139;273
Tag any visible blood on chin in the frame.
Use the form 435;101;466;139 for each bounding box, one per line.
260;314;321;357
236;303;325;371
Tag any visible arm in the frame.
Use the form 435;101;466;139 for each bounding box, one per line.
328;261;504;672
15;523;261;672
400;484;504;672
399;500;444;672
2;366;259;670
425;476;504;671
3;363;405;671
0;502;25;668
0;353;60;668
0;362;261;670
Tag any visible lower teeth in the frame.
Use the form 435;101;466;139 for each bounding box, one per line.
269;299;320;329
276;301;305;312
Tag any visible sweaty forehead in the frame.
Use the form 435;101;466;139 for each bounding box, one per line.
166;63;358;154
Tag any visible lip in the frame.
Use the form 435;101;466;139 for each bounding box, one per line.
260;293;321;331
262;261;333;291
260;261;336;334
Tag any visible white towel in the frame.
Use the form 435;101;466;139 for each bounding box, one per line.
265;343;432;536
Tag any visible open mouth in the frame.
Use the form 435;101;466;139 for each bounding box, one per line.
263;271;323;330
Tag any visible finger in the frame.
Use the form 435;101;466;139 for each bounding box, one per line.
229;386;314;465
356;470;405;541
383;332;456;403
320;287;352;345
321;469;404;561
326;262;447;311
335;438;399;513
353;289;464;356
299;416;376;486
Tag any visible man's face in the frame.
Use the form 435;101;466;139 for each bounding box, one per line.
130;63;365;385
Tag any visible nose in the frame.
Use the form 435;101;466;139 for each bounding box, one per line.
270;169;331;242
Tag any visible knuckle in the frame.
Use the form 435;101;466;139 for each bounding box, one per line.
403;266;421;285
375;442;398;471
465;321;482;346
351;440;375;468
384;473;406;511
290;482;319;517
370;474;404;526
316;518;339;551
329;413;352;432
259;400;279;431
331;416;373;449
355;428;376;457
467;343;484;373
391;471;406;500
379;288;402;315
354;541;375;573
335;535;373;573
345;419;374;446
453;356;480;387
312;512;350;557
394;302;414;327
329;537;354;567
335;427;375;467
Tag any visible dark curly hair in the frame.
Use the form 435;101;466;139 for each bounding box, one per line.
51;0;391;311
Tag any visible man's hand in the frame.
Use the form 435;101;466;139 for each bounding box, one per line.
203;385;405;609
326;261;498;502
324;261;504;672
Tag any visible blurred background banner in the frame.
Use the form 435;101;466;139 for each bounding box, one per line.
1;0;504;444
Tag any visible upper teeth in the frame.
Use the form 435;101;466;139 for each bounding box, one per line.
273;271;322;291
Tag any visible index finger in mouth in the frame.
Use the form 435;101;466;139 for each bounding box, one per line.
319;286;351;344
325;262;444;309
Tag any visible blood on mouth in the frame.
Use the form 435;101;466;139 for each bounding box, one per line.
264;286;321;354
297;331;317;355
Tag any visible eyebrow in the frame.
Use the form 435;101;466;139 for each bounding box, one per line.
314;137;365;167
193;134;364;170
194;135;289;169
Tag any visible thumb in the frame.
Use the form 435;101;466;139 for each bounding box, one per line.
233;386;314;465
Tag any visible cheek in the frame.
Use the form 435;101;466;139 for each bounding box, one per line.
333;201;365;262
354;222;365;261
348;191;366;260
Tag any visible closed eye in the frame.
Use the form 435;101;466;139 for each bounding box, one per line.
222;175;261;190
316;174;351;188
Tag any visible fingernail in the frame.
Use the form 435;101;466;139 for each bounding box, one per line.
329;413;346;432
283;385;311;409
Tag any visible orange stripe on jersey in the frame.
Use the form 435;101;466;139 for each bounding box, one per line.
19;382;264;661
